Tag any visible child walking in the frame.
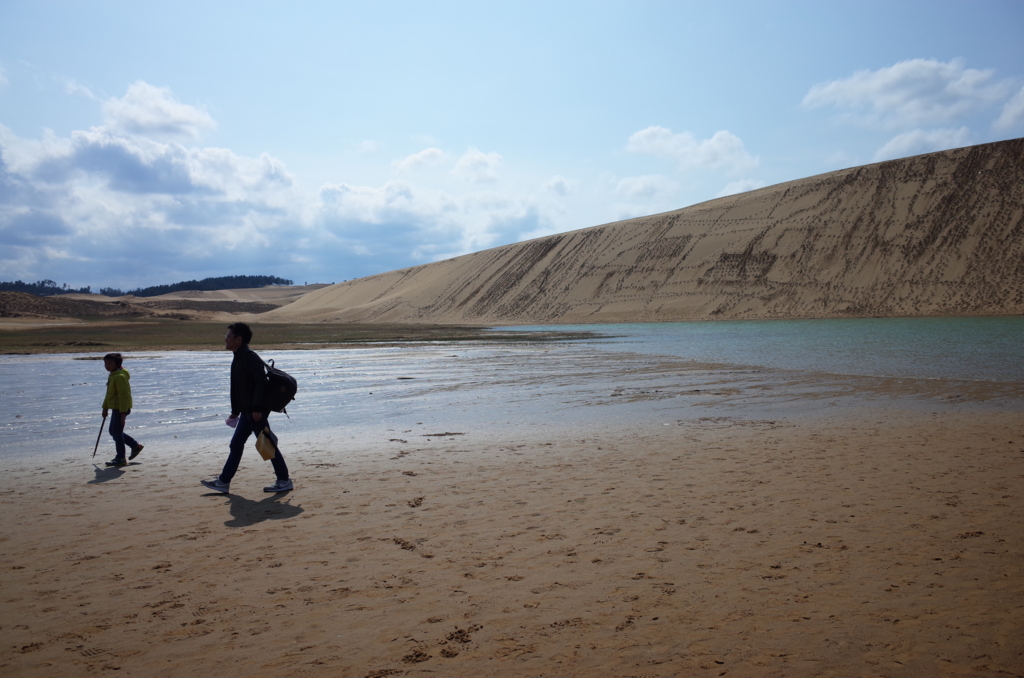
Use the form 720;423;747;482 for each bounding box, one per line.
102;352;143;467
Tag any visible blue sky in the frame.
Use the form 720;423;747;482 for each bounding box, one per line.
1;1;1022;291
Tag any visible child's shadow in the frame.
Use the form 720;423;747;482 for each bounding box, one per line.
88;463;138;483
218;492;304;528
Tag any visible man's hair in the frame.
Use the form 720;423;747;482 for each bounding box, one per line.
103;352;123;367
227;322;253;344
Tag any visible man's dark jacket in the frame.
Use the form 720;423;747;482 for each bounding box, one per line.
230;344;267;417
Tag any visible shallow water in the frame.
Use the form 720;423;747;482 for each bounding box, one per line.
2;317;1022;459
506;316;1024;382
2;345;667;458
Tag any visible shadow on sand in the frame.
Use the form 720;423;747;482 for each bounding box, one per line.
201;491;304;528
88;462;141;483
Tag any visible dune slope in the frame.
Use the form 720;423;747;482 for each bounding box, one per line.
266;139;1024;325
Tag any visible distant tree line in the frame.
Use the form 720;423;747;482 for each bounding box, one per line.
2;275;292;298
99;275;294;297
0;279;91;296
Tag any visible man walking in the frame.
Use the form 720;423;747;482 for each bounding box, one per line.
102;352;143;466
201;322;293;493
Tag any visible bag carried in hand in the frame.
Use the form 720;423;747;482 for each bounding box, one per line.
256;426;279;460
262;359;298;415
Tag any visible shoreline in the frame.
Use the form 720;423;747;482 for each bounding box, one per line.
2;406;1022;676
3;313;1022;356
0;320;598;355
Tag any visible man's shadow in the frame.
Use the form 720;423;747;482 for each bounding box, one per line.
203;492;304;528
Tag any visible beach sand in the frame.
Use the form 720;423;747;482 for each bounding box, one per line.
2;403;1022;677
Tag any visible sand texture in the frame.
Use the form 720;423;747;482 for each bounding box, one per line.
2;409;1022;677
0;286;328;327
55;285;329;306
262;139;1024;325
117;285;330;306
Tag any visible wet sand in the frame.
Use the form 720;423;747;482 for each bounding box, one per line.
2;397;1023;676
0;318;594;355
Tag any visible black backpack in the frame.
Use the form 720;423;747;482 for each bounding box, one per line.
263;359;298;415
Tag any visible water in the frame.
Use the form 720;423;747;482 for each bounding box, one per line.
505;316;1024;383
2;317;1022;459
2;345;657;458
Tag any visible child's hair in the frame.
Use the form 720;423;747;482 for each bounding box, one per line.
103;352;123;367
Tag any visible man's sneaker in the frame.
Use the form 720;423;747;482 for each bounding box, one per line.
201;477;230;493
105;459;127;467
264;478;293;493
129;444;144;460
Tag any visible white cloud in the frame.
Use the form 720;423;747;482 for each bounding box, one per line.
608;204;656;222
824;150;854;169
13;125;293;199
716;179;766;198
451;148;503;183
543;175;571;196
319;181;427;224
62;78;96;99
802;58;1011;129
316;180;545;263
994;85;1024;131
102;81;216;138
1;105;315;286
391;147;446;174
626;126;759;174
0;93;555;289
872;127;971;162
615;174;676;199
0;125;73;173
357;140;379;153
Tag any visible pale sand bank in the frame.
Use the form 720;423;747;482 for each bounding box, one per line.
61;285;330;306
2;405;1022;677
262;139;1024;326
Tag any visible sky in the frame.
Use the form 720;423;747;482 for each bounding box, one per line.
1;1;1022;291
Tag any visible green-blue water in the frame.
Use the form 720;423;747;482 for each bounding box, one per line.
506;316;1024;383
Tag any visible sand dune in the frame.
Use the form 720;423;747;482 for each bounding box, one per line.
60;284;329;307
264;139;1024;325
0;286;330;328
130;284;330;306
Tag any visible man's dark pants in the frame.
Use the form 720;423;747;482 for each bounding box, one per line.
108;409;139;462
218;413;289;483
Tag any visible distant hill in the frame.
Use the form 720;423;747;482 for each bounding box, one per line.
0;291;279;321
262;138;1024;325
0;292;157;320
101;275;293;298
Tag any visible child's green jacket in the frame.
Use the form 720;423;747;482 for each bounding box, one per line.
102;368;133;411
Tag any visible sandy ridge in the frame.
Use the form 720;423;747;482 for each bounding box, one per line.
263;138;1024;325
0;285;328;328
